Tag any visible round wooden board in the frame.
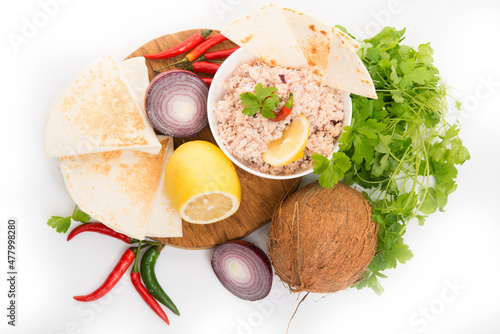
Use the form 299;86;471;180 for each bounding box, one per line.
126;29;302;249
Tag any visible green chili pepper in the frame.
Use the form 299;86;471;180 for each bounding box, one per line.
140;245;180;316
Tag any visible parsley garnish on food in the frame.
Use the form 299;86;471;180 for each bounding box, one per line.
313;27;470;294
47;206;90;233
240;83;281;119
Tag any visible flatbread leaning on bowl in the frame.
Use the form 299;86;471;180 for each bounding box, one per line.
326;27;377;99
221;4;309;69
221;5;377;99
280;7;333;81
44;55;161;158
59;136;182;240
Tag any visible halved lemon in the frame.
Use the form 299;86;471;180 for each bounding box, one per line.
181;192;240;224
262;114;310;166
164;141;241;224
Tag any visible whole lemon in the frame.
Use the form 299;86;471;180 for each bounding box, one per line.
164;140;241;224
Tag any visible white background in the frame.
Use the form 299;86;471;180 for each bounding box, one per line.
1;0;499;333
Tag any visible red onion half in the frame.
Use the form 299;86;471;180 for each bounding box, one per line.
211;240;273;301
145;70;209;138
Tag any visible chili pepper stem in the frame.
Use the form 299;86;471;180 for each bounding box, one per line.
132;241;142;272
153;55;222;73
154;64;173;73
175;59;224;68
285;92;293;108
200;29;213;38
142;240;162;247
155;59;190;72
156;243;165;253
153;58;222;73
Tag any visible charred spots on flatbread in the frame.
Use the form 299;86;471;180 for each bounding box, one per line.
59;136;183;239
241;34;253;44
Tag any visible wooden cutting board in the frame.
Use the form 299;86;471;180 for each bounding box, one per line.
126;29;301;249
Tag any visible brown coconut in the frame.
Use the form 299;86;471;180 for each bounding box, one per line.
268;181;378;293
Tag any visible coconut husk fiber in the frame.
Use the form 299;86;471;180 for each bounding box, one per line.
268;181;378;293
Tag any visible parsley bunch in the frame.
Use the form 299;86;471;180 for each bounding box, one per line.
313;27;470;294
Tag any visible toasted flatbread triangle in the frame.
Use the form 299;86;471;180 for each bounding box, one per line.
222;4;308;68
334;28;360;51
326;27;377;99
281;8;332;81
45;55;161;158
59;136;181;240
280;8;374;97
145;136;182;237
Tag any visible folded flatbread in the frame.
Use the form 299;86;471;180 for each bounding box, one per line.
281;7;332;81
326;27;377;99
222;4;309;69
334;28;360;51
45;55;161;158
59;136;182;239
222;5;377;99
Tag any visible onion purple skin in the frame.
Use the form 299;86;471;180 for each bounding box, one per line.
211;240;273;301
145;70;209;138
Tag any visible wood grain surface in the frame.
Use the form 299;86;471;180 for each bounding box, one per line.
126;29;301;249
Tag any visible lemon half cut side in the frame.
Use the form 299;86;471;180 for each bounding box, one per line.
180;191;240;224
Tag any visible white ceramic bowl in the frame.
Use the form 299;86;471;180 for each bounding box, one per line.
207;48;352;180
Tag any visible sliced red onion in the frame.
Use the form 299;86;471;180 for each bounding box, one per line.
145;70;209;138
211;240;273;301
279;74;286;84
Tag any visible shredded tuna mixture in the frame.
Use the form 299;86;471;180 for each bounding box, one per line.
213;59;344;175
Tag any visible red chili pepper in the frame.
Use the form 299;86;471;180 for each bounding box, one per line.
143;30;213;60
67;222;139;244
197;47;239;61
130;242;169;325
183;61;220;75
271;92;293;122
182;34;228;62
201;77;213;86
154;34;228;72
73;247;137;302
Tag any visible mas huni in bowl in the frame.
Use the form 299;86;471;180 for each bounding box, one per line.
207;5;375;180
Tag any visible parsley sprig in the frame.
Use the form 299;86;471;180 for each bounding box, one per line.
47;206;90;233
240;83;281;119
313;27;470;294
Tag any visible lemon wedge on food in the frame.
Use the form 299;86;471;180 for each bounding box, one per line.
164;141;241;224
263;114;310;166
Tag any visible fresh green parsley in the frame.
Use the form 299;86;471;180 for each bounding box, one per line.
313;27;470;294
240;83;281;119
47;206;90;233
312;152;351;188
